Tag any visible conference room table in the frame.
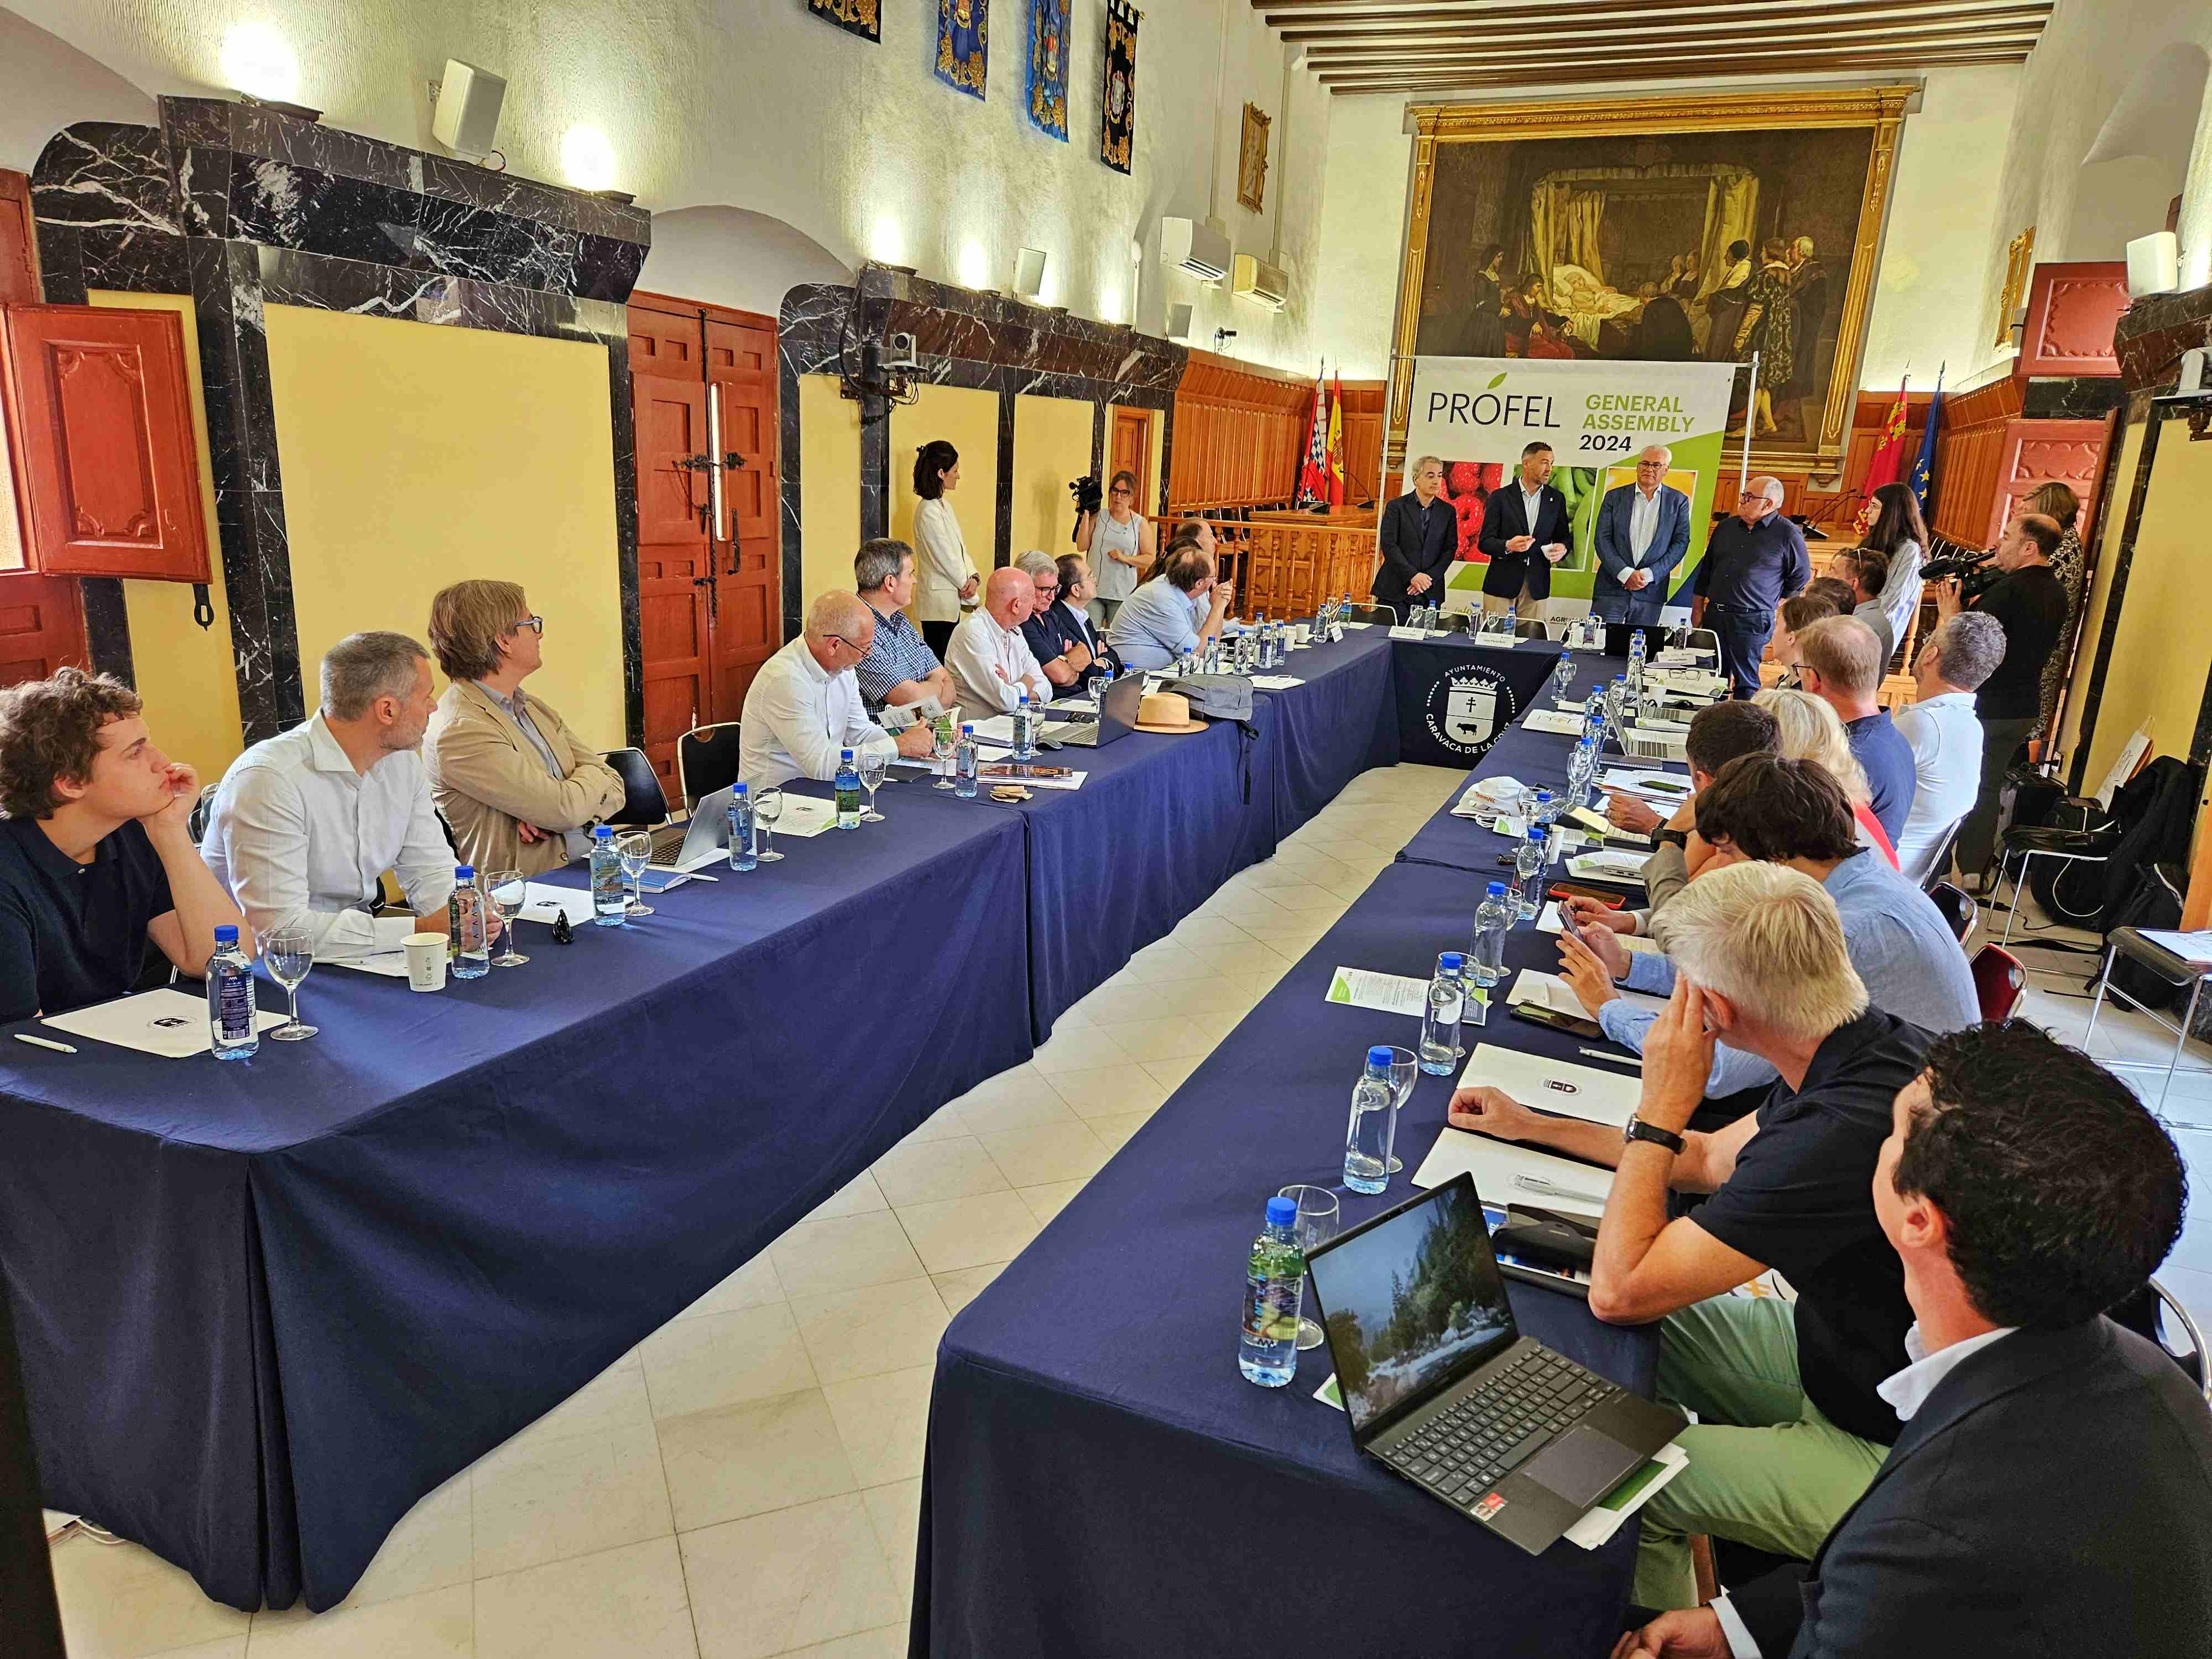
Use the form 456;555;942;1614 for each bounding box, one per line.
916;648;1667;1659
0;622;1582;1614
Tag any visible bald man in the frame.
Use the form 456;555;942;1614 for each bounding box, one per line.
739;591;936;789
1700;473;1809;697
1592;445;1691;626
945;566;1053;722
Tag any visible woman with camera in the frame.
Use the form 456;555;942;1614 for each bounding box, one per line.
1075;468;1151;629
914;440;978;656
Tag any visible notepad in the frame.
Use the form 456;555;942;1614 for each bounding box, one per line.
42;989;288;1058
1454;1042;1644;1130
1524;709;1587;736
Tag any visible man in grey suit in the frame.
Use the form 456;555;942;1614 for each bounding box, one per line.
1591;445;1691;625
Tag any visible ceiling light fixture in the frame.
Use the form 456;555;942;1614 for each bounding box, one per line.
221;22;301;105
559;124;618;192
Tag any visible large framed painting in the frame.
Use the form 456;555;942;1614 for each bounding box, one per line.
1389;86;1912;479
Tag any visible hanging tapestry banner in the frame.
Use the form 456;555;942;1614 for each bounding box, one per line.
1026;0;1070;140
937;0;989;100
805;0;879;43
1102;0;1139;174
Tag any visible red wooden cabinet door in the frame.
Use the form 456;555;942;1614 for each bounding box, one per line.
1;304;211;582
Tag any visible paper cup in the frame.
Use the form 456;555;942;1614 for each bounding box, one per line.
404;932;449;993
1293;623;1312;644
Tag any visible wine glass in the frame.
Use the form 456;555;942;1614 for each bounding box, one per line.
487;868;529;967
263;924;316;1041
1382;1044;1420;1175
1278;1184;1340;1352
858;747;889;822
753;786;786;861
931;720;958;790
616;830;654;917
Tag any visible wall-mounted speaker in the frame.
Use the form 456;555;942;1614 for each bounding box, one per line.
1013;247;1048;302
432;59;505;159
1166;302;1194;342
2126;230;2178;299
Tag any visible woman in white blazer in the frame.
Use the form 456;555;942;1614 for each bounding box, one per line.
912;440;978;655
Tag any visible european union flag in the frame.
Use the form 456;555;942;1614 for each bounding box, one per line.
1910;366;1944;514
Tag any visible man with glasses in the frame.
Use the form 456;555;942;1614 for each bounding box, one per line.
1700;474;1809;698
739;591;935;790
424;580;628;878
947;566;1053;722
1592;445;1691;627
1017;549;1114;698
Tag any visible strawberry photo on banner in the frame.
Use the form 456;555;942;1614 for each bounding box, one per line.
1102;0;1139;174
937;0;988;99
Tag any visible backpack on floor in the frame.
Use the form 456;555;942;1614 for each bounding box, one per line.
2099;863;2187;1014
2027;756;2199;932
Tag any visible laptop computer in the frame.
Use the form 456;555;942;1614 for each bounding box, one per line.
1038;672;1142;749
646;785;735;871
1305;1171;1684;1554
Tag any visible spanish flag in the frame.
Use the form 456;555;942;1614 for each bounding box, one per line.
1861;378;1910;495
1324;369;1345;505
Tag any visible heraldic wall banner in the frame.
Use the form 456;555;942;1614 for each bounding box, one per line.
806;0;880;43
1027;0;1070;139
1101;0;1139;174
937;0;989;99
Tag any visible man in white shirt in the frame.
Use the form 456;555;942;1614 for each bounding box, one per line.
946;567;1053;719
201;632;457;958
739;592;935;790
1891;612;2003;883
1592;445;1690;625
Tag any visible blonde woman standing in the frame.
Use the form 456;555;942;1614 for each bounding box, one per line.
1076;468;1151;629
912;440;978;657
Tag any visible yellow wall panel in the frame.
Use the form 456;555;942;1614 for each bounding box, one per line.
92;291;242;786
889;383;998;581
263;306;625;747
2056;415;2141;773
1011;395;1093;562
797;374;862;614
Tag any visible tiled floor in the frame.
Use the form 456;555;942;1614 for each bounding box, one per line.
45;763;2212;1656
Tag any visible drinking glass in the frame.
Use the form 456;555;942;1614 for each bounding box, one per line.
263;924;317;1041
931;721;958;790
616;830;654;917
753;787;787;860
859;747;889;822
1382;1044;1419;1175
1278;1184;1340;1352
488;868;529;967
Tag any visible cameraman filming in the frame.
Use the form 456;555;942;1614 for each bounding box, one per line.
1074;469;1152;629
1938;512;2069;887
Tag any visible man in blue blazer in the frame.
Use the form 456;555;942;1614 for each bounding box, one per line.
1477;442;1573;617
1615;1021;2212;1659
1592;445;1691;625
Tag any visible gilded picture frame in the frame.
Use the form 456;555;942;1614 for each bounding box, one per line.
1387;85;1914;481
1238;103;1271;212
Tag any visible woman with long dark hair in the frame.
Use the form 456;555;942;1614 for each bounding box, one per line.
912;440;977;656
2023;481;2083;743
1853;481;1928;649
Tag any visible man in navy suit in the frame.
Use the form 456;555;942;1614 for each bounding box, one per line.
1592;445;1691;625
1371;454;1457;622
1615;1021;2211;1659
1477;442;1573;618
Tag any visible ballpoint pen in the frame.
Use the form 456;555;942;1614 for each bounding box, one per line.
1514;1173;1608;1206
14;1033;76;1054
1579;1046;1640;1067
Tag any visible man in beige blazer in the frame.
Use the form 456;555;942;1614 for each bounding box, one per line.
424;581;625;878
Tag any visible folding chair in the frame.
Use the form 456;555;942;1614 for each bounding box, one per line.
1924;881;1977;945
1970;943;2026;1022
677;722;743;812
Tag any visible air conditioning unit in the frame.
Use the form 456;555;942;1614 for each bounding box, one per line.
1161;217;1232;283
1232;253;1290;311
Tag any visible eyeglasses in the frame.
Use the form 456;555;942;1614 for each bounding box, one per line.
1034;583;1060;598
825;633;867;656
511;615;545;635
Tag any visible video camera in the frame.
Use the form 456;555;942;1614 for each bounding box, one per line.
1068;474;1103;542
1921;545;2003;602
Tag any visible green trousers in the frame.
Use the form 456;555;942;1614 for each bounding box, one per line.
1633;1294;1889;1609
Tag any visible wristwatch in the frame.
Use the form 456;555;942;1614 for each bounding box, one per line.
1624;1115;1686;1155
1653;828;1689;850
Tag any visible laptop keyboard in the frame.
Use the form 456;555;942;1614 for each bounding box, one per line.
1391;1349;1618;1504
646;821;691;867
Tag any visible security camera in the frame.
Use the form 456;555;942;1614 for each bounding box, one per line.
881;332;920;371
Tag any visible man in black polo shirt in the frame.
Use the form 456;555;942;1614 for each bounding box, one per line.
1942;512;2070;883
1449;861;1926;1609
1699;475;1809;697
0;668;247;1022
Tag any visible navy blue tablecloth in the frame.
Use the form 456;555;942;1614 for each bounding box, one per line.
1258;628;1401;838
1392;635;1567;769
917;855;1661;1659
0;790;1031;1611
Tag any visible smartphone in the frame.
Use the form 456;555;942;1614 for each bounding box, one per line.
1511;1001;1606;1041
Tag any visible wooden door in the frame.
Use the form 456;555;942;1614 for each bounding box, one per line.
0;170;40;305
629;311;713;794
1;305;211;582
1109;407;1150;505
0;571;87;689
705;316;779;718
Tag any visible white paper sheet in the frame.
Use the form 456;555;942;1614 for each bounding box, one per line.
1248;675;1306;690
975;766;1087;791
766;795;840;838
1507;969;1668;1026
313;915;424;975
1523;709;1587;736
1387;625;1426;641
1324;966;1430;1018
1453;1042;1643;1130
1569;851;1650;888
521;884;598;926
967;715;1018;744
1410;1130;1614;1219
1340;620;1374;630
1468;636;1523;650
42;989;288;1058
1598;768;1693;804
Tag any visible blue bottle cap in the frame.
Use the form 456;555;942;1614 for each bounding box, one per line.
593;825;612;839
1488;881;1507;896
1368;1045;1394;1066
1534;789;1553;800
215;924;238;944
841;747;854;759
961;722;975;734
1441;952;1464;969
732;782;747;796
1527;826;1546;841
1266;1196;1298;1228
455;865;473;880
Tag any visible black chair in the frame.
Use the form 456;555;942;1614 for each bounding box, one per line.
1925;881;1977;946
1512;619;1549;640
1916;821;1963;892
601;748;674;827
677;723;743;811
186;782;220;844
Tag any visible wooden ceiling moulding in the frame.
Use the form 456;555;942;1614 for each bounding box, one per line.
1385;84;1914;483
1266;0;2052;34
1295;4;2048;50
1305;17;2048;64
1321;49;2022;91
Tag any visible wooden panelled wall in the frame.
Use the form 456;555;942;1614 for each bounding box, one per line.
1166;352;1310;513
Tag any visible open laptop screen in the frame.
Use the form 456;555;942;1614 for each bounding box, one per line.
1307;1174;1519;1436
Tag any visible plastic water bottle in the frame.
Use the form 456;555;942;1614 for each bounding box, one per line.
448;865;489;978
1239;1195;1306;1388
1627;628;1647;693
727;782;756;871
1505;599;1519;634
1470;881;1512;988
1421;952;1467;1076
1176;645;1195;680
1344;1045;1397;1196
835;747;862;829
1568;739;1598;812
1012;693;1038;760
589;825;625;926
1097;659;1116;690
206;924;258;1061
1515;826;1548;921
1531;788;1563;859
954;723;979;797
1552;651;1576;699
